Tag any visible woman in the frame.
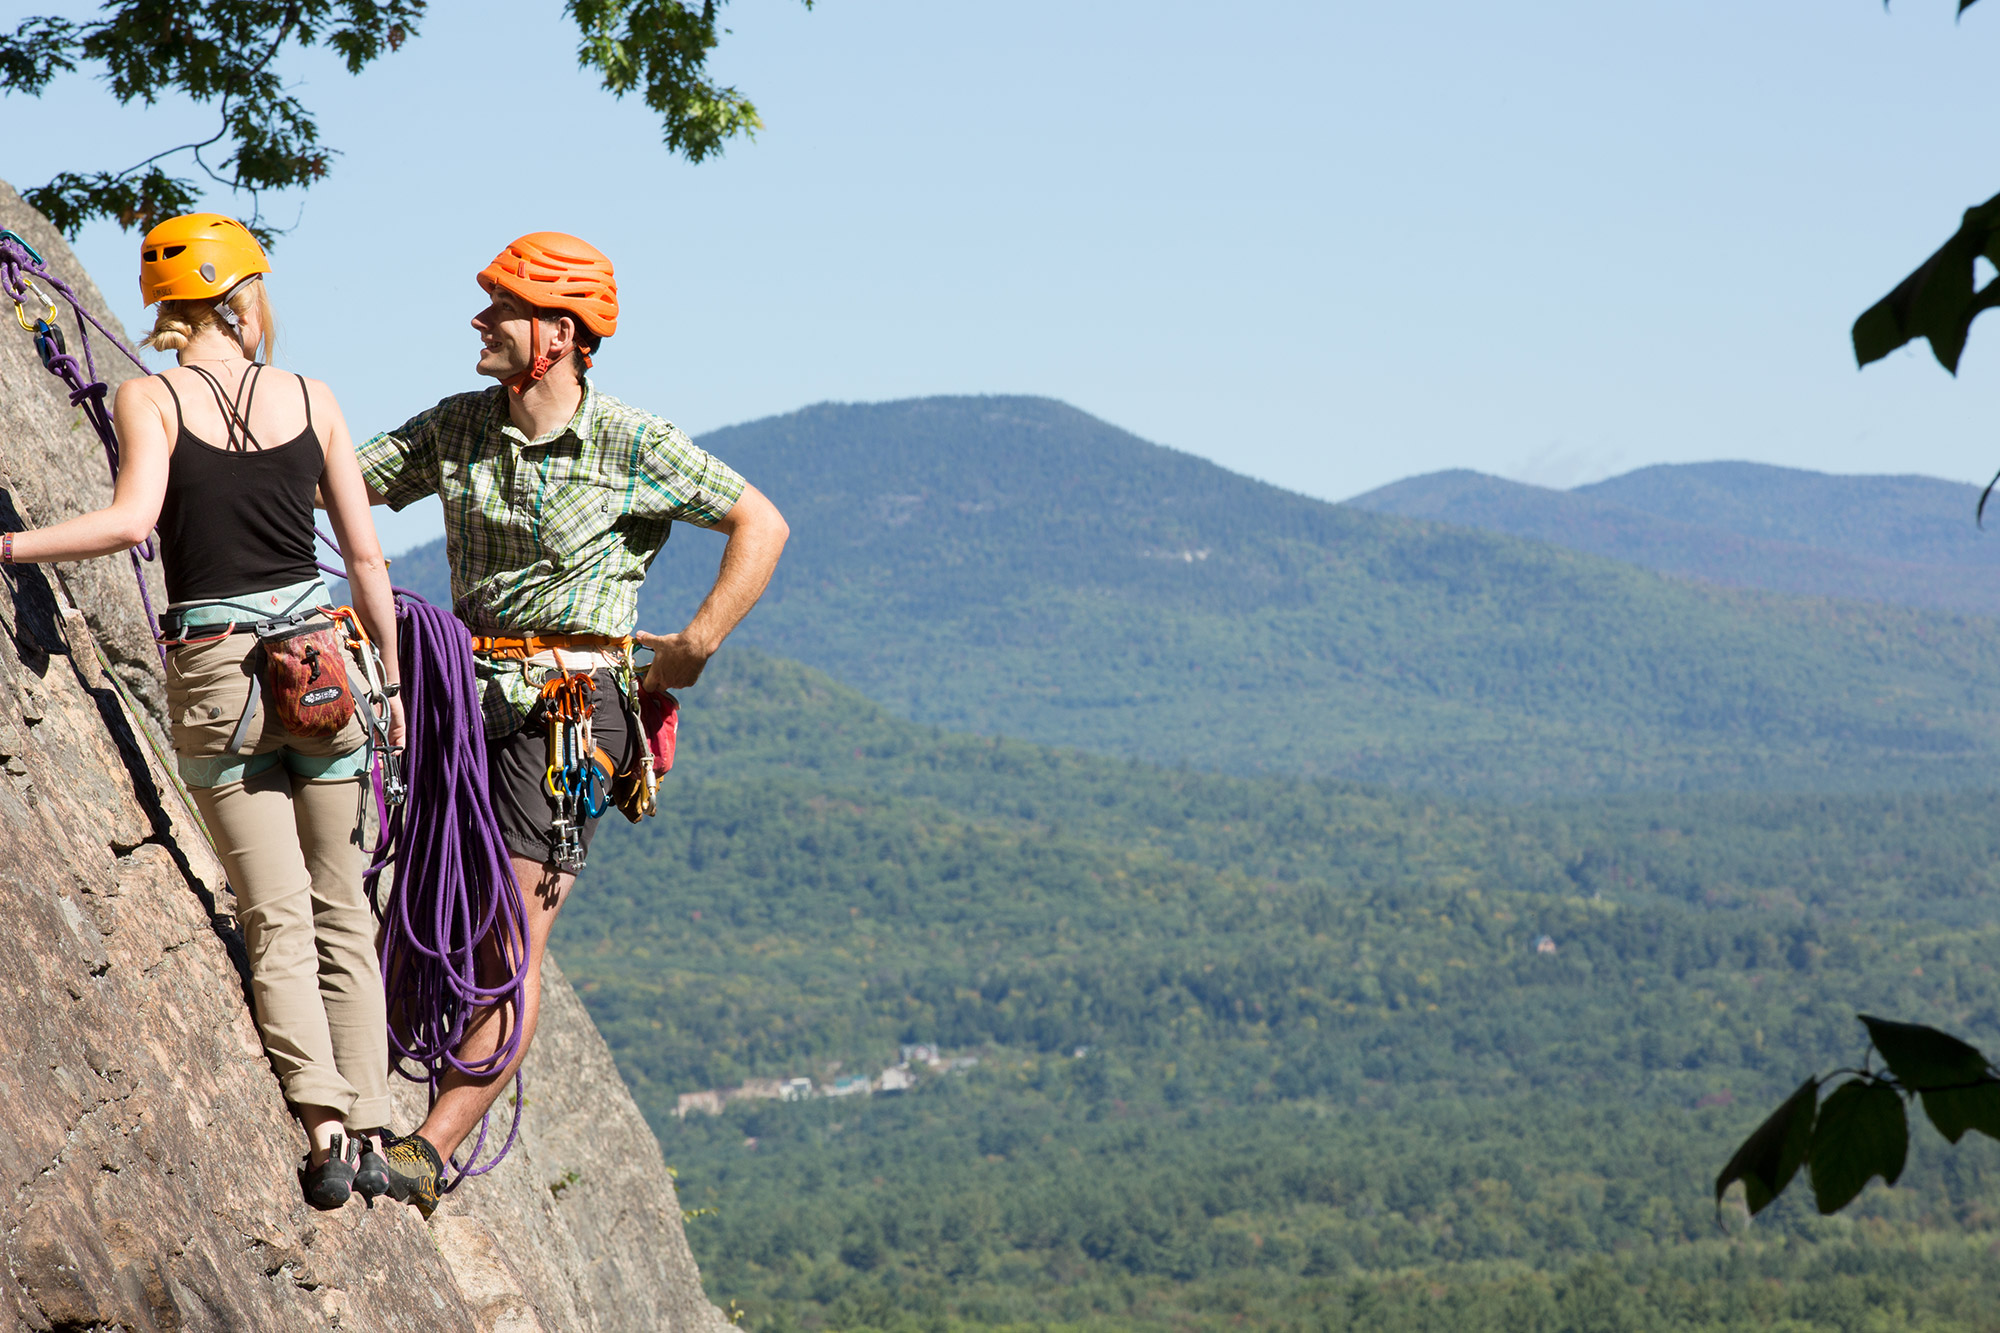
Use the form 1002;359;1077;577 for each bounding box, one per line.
1;213;406;1209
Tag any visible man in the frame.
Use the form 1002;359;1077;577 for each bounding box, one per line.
354;232;788;1212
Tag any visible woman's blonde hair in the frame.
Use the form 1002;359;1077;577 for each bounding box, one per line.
142;278;277;362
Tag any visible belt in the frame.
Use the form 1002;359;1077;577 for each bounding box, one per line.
468;632;633;662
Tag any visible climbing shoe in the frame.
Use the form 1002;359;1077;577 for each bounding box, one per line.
304;1132;357;1211
382;1132;445;1219
353;1128;392;1208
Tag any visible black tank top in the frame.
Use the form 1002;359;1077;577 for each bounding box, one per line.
156;365;325;604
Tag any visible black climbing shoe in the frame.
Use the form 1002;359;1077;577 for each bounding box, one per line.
353;1128;392;1208
304;1132;357;1210
382;1132;444;1219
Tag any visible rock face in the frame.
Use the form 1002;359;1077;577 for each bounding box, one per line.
0;184;732;1332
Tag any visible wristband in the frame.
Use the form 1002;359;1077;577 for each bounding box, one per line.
382;682;401;698
2;532;12;564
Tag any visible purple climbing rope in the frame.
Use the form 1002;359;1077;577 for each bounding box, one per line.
0;230;165;665
363;587;532;1185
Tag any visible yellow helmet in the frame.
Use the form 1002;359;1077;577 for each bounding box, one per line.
138;213;270;305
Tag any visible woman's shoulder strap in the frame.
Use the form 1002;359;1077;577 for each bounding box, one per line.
154;371;186;434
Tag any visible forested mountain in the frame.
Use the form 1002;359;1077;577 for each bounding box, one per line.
1349;462;2000;619
391;397;2000;795
556;649;2000;1333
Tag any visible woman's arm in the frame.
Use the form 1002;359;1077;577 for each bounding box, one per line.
6;379;172;562
313;378;406;746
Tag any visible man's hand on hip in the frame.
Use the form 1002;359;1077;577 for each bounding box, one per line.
632;483;789;694
637;630;715;690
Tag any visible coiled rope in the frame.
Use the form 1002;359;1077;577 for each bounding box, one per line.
362;587;531;1184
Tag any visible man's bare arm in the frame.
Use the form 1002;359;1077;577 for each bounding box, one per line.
637;483;789;690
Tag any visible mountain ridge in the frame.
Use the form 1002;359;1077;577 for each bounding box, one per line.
390;395;2000;795
1349;462;2000;618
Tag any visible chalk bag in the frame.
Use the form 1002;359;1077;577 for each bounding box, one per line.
259;619;357;738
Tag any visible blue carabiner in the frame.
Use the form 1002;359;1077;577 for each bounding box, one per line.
579;762;607;819
32;318;65;369
0;229;46;267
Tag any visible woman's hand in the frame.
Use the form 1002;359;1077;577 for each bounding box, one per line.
387;694;407;750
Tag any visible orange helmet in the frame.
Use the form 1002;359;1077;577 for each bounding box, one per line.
139;213;270;305
476;232;618;337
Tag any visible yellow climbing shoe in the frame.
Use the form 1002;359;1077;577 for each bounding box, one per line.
382;1133;444;1218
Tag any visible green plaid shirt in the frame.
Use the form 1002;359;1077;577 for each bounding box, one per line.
357;379;745;735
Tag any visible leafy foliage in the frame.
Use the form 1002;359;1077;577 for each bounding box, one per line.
1853;189;2000;374
1713;1079;1815;1215
548;649;2000;1329
1718;1015;2000;1219
1806;1079;1906;1213
3;0;806;238
5;1;421;238
1852;0;2000;372
568;0;812;162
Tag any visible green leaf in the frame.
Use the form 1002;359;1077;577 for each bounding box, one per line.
1715;1077;1818;1216
1853;190;2000;373
1919;1080;2000;1144
1859;1014;1990;1091
1808;1080;1908;1214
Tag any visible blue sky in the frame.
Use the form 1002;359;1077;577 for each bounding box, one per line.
7;0;2000;554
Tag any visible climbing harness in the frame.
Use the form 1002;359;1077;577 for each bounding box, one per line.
0;229;165;666
469;630;667;828
466;631;632;660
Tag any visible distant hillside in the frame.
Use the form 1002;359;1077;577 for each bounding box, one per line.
561;649;2000;1331
390;397;2000;794
1349;462;2000;618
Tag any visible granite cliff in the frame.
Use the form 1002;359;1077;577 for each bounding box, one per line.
0;182;733;1331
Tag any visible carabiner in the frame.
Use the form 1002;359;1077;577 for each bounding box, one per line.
0;229;47;267
13;277;55;332
32;319;66;369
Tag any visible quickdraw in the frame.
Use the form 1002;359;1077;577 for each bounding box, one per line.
0;228;165;665
12;275;66;370
539;668;609;870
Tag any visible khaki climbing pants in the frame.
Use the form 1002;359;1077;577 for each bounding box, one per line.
167;629;392;1129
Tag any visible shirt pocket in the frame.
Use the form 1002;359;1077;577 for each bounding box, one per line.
540;479;619;570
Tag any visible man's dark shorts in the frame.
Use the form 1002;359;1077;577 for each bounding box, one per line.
487;668;633;868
